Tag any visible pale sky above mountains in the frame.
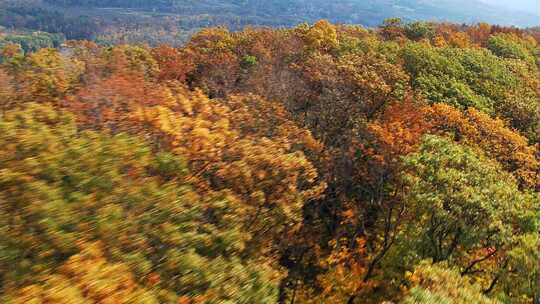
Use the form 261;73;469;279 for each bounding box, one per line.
480;0;540;14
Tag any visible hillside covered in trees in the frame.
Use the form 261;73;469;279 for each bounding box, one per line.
1;18;540;303
1;0;539;46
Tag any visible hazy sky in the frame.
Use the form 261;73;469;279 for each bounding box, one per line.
480;0;540;13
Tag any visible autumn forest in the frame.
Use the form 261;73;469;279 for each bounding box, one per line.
1;17;540;304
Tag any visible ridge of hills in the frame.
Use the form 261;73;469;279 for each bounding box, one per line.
0;0;538;44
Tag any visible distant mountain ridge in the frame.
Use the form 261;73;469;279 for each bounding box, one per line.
38;0;540;27
1;0;538;44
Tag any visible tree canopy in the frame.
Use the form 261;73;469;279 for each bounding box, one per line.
0;19;539;303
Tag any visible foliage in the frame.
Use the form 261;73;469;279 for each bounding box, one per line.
369;101;539;188
0;18;539;304
0;31;64;53
487;33;537;62
0;103;280;303
130;90;325;251
6;47;84;104
403;43;505;113
402;262;501;304
4;243;159;304
395;136;540;301
404;22;434;41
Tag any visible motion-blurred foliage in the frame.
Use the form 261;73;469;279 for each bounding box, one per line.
0;19;539;303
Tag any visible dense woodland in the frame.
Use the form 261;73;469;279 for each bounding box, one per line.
1;18;540;303
1;0;539;46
